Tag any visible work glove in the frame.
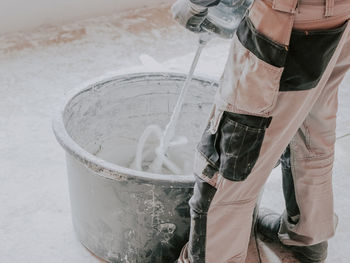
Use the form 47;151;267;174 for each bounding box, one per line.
171;0;208;33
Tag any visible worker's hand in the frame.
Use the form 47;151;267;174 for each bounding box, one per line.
171;0;208;33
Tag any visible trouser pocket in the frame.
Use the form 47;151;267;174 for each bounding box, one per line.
280;21;348;91
219;14;288;115
197;110;272;181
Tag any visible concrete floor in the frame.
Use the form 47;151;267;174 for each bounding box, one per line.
1;4;349;263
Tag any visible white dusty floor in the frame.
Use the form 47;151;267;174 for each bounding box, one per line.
1;4;349;263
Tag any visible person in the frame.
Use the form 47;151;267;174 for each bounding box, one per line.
171;0;350;262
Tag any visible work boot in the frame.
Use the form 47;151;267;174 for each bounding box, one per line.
256;208;328;263
256;208;281;242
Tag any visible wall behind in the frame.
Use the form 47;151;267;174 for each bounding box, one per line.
0;0;167;35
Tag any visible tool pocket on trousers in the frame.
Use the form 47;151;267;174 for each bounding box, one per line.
220;16;287;115
219;112;270;181
197;111;271;182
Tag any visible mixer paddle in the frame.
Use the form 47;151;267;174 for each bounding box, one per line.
133;33;212;174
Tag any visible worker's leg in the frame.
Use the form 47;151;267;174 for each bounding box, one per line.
276;35;350;261
177;3;350;263
205;21;350;263
257;43;350;260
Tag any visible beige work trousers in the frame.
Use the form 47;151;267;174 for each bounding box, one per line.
178;0;350;262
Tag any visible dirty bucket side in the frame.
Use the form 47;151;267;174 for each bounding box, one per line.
66;155;194;263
